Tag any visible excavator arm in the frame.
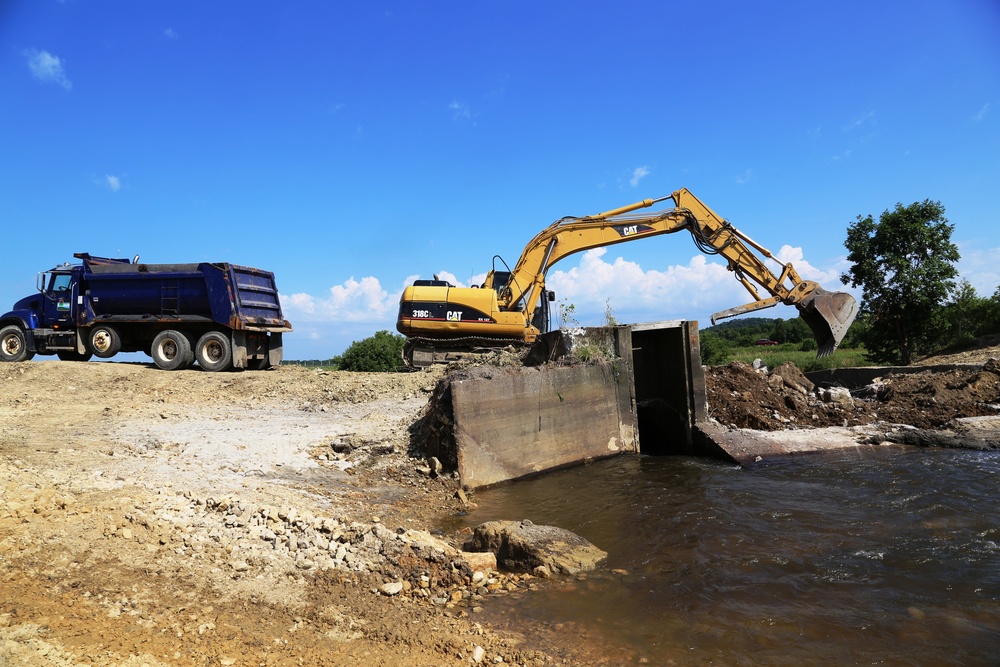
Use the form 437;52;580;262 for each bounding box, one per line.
495;188;857;356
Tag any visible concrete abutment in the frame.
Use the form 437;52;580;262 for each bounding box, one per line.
423;321;903;490
422;321;732;490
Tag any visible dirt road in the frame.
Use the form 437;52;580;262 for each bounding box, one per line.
3;346;999;666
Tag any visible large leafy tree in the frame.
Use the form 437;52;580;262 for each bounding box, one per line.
841;200;959;365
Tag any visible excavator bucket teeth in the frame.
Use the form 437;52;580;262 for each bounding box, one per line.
796;288;859;358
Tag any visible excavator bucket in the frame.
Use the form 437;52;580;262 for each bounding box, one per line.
796;287;859;358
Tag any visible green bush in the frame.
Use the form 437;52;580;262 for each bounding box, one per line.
699;330;734;366
336;330;406;372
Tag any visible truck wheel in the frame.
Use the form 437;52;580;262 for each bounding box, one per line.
151;330;193;371
57;351;94;362
195;331;233;372
89;326;121;358
0;325;35;362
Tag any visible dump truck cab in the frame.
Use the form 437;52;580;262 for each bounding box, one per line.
37;263;81;328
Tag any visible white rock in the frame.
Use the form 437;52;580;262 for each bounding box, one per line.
380;581;404;596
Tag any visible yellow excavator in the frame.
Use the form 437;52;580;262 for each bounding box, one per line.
396;188;858;368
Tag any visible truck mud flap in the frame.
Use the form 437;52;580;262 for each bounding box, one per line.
232;331;248;368
232;331;277;369
267;332;283;368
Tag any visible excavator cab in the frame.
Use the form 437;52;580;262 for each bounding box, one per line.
796;288;858;357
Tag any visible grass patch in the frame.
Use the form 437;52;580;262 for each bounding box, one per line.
726;345;869;372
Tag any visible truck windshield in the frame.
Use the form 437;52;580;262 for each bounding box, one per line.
49;274;72;293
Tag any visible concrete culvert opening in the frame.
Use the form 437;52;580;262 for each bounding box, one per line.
629;321;708;456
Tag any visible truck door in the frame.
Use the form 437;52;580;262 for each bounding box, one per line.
39;271;75;327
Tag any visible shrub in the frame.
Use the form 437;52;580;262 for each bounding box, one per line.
336;330;406;372
699;330;733;366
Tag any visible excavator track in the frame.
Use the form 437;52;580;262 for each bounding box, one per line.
402;335;527;369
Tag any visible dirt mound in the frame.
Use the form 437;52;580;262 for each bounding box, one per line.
706;358;1000;432
0;361;560;667
4;348;1000;666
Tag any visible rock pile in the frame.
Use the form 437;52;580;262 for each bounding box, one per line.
102;489;594;612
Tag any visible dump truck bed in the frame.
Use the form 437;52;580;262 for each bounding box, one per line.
83;261;291;331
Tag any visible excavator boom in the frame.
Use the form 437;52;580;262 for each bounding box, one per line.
396;189;858;366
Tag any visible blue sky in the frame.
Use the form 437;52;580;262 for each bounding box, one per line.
3;1;999;360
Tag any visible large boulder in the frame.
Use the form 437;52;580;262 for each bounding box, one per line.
465;520;607;575
772;361;815;396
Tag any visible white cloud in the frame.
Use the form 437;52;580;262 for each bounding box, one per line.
449;100;472;121
540;245;852;327
972;102;994;122
629;166;650;188
25;49;72;90
92;174;124;191
545;248;749;324
164;28;178;39
843;110;876;132
431;270;463;286
956;243;1000;296
281;275;395;324
773;245;841;285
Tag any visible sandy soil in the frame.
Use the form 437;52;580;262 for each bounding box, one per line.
0;362;571;667
3;343;999;667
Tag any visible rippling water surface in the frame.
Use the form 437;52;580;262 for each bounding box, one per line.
442;447;1000;665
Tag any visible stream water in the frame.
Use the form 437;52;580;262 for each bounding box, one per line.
441;447;1000;666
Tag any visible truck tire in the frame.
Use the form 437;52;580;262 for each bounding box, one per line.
0;325;35;363
88;325;121;358
151;330;193;371
57;351;93;362
195;331;233;372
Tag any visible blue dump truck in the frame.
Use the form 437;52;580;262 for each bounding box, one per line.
0;253;292;371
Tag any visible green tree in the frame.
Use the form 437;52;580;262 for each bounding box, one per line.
769;317;811;345
943;279;983;345
336;330;406;372
841;199;959;365
939;279;1000;346
698;329;733;366
838;312;869;349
